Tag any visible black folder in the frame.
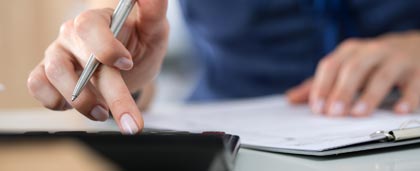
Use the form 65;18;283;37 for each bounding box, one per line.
0;130;240;171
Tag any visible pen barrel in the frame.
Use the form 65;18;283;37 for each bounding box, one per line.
72;54;100;99
72;0;136;100
110;0;136;36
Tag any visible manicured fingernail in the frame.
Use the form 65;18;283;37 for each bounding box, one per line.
397;102;410;114
311;99;324;114
91;105;109;121
120;114;139;135
329;101;344;116
114;57;133;70
351;101;367;116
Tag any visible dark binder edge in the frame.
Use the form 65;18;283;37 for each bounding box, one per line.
242;137;420;156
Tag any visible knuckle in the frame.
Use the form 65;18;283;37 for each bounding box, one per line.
59;20;74;37
110;98;125;111
343;60;363;72
27;69;43;95
44;57;65;82
318;57;339;71
27;67;66;111
340;38;361;49
74;10;96;37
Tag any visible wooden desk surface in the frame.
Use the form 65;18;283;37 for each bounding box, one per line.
0;108;118;132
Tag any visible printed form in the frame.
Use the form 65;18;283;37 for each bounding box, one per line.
144;95;420;152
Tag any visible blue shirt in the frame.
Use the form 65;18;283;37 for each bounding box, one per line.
179;0;420;102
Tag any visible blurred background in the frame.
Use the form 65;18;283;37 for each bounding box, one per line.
0;0;196;109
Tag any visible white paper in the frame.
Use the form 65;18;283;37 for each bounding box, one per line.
144;95;420;152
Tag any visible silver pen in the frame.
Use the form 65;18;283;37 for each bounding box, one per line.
71;0;136;101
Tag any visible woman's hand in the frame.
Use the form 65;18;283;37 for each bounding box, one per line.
27;0;169;134
287;31;420;117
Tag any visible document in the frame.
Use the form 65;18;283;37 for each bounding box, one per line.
144;95;420;154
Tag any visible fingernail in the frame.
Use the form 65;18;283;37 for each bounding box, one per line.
311;99;324;114
351;101;367;116
329;101;344;116
397;102;410;114
120;114;139;135
91;105;109;121
114;57;133;70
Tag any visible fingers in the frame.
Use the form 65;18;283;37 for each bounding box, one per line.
286;79;312;105
394;70;420;114
27;63;71;111
69;9;133;70
352;56;409;117
44;43;110;121
311;38;414;117
310;39;361;114
94;66;144;134
325;41;388;117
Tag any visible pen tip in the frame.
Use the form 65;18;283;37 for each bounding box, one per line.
71;95;77;102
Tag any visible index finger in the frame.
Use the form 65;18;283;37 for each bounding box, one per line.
94;66;143;134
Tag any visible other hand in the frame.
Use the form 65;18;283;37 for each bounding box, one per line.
287;31;420;117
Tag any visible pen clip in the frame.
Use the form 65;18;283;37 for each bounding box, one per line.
370;130;393;141
370;119;420;142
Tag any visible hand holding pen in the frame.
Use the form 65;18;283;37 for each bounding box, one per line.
27;0;169;134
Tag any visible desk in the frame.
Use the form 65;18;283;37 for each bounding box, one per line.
0;109;419;171
235;147;420;171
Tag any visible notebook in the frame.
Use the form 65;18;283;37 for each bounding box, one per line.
144;95;420;156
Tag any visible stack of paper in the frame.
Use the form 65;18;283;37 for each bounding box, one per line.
144;95;420;155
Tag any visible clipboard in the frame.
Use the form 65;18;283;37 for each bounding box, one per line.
243;120;420;156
